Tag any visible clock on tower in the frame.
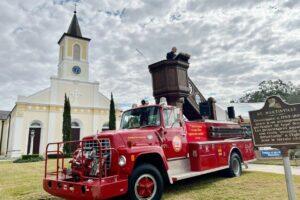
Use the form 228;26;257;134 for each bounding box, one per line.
72;66;81;75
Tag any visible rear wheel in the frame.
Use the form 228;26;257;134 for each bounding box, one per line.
226;153;242;177
129;164;163;200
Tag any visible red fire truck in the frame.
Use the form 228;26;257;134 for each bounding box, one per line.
43;101;255;200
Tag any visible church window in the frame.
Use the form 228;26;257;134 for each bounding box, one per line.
59;45;64;61
30;121;42;128
71;121;80;128
101;122;109;131
73;44;81;61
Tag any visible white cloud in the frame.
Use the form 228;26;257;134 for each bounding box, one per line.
0;0;299;110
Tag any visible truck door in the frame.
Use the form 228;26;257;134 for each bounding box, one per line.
162;108;188;159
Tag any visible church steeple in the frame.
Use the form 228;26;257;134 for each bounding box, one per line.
57;9;91;82
67;11;82;38
58;10;90;44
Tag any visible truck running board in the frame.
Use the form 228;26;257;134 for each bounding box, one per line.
171;165;229;182
167;158;229;183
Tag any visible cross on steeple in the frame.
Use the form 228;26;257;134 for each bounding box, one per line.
67;3;82;37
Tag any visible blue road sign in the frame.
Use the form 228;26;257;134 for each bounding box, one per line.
261;150;282;157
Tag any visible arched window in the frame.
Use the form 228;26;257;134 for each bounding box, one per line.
59;45;64;61
73;44;81;61
30;121;42;128
71;121;80;128
102;122;109;131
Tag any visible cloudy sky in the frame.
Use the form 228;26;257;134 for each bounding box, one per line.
0;0;299;110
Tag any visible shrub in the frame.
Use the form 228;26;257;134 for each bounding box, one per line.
47;153;71;159
13;154;44;163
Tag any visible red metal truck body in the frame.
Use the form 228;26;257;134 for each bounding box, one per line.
43;105;255;200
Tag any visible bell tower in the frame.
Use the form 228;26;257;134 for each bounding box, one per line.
57;10;91;81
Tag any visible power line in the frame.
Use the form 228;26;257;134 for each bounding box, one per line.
136;48;150;65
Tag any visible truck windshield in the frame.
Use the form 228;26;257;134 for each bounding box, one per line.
120;106;160;129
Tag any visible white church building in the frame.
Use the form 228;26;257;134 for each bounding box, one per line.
0;11;121;158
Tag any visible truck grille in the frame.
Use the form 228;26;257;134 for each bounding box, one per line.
84;138;111;170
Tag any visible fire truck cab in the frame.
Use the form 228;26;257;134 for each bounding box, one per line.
43;101;255;200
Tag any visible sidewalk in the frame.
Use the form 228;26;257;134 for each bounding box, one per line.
245;163;300;176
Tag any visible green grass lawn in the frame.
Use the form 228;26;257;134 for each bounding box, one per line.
0;160;300;200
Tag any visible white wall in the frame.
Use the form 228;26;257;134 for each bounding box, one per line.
215;104;228;121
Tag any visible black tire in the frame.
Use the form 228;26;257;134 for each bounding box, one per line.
129;164;163;200
226;153;242;177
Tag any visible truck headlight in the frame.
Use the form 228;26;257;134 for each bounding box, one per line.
118;155;126;167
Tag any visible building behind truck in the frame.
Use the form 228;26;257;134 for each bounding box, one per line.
0;11;121;158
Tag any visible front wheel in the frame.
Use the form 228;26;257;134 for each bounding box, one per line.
129;164;163;200
226;153;242;177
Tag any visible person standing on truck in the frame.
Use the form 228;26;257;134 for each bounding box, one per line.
166;47;177;60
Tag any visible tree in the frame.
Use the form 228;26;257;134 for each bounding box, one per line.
286;87;300;103
239;79;298;103
109;93;116;130
62;94;72;155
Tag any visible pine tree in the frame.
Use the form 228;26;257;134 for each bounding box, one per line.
62;94;72;155
109;93;116;130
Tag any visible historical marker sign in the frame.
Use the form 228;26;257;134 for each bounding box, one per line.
249;96;299;200
249;96;300;147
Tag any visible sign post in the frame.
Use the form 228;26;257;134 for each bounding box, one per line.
249;96;300;200
281;148;296;200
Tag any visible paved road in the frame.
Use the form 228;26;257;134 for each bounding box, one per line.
245;164;300;176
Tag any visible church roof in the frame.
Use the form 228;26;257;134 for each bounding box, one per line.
0;110;10;120
58;11;91;44
67;12;82;37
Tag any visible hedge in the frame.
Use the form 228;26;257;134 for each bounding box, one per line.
13;154;44;163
